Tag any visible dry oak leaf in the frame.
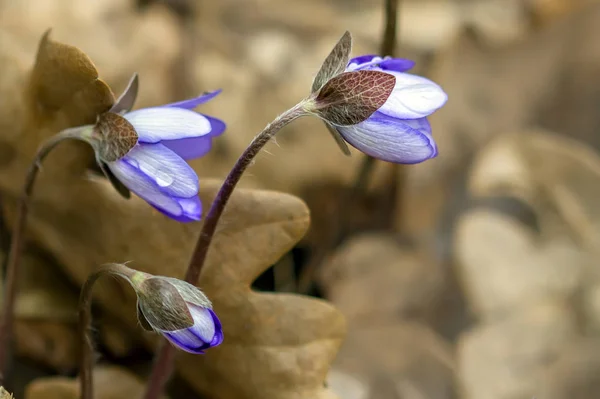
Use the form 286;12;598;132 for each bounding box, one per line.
24;366;168;399
29;180;345;399
2;30;345;399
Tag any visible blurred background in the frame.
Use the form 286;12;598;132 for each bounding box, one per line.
3;0;600;398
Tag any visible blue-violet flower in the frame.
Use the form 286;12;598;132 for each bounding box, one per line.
336;55;447;164
161;304;223;354
107;91;225;222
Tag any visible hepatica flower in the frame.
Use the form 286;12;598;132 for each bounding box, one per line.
336;55;446;164
134;275;224;354
92;74;225;222
310;32;447;164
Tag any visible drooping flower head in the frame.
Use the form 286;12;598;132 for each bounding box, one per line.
91;74;226;222
133;274;223;354
338;55;446;163
309;32;447;164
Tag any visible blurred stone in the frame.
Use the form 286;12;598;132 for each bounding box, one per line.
24;365;169;399
458;300;578;399
538;339;600;399
319;233;444;325
401;4;600;235
455;209;586;319
327;369;369;399
335;322;455;399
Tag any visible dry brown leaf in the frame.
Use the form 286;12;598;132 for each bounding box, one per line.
24;366;168;399
0;0;183;109
0;23;345;399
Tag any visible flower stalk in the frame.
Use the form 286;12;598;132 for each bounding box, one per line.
79;264;136;399
142;101;309;399
0;126;94;383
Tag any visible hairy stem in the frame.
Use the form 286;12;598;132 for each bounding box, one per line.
142;102;308;399
0;127;92;383
79;264;135;399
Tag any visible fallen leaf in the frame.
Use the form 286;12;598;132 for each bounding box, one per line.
0;31;345;399
24;366;168;399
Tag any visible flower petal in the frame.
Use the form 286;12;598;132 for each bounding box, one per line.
107;159;201;221
125;107;212;143
336;112;437;164
204;115;226;137
122;143;199;198
163;330;210;354
207;309;224;346
162;136;213;160
161;306;222;354
188;305;217;343
164;89;222;110
347;55;379;70
378;58;415;72
378;71;447;119
347;56;415;73
174;196;202;223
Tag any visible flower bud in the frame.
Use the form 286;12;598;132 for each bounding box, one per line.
134;275;223;354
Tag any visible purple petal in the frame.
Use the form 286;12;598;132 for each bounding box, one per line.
121;143;198;198
164;89;222;110
162;136;213;160
125;107;212;143
161;306;222;354
348;54;379;66
336;112;437;164
174;196;202;223
107;158;201;221
188;306;217;342
163;331;209;354
347;56;415;73
204;115;226;137
378;58;415;72
377;71;447;119
207;309;224;347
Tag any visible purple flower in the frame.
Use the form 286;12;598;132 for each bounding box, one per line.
336;55;447;164
162;305;223;354
106;90;225;222
135;275;224;354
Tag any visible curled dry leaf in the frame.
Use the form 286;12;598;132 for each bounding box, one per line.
24;366;169;399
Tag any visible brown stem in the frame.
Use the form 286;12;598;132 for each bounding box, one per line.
142;102;308;399
0;127;91;383
78;263;136;399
